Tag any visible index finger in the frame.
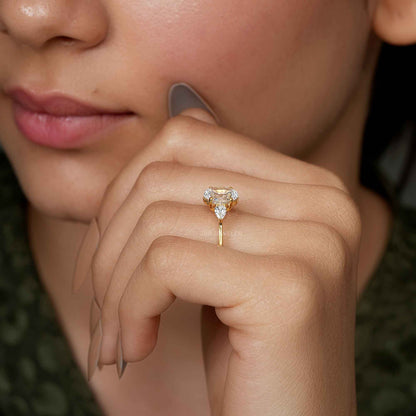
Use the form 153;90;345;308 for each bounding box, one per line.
97;84;347;234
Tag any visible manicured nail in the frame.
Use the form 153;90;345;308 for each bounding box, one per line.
168;82;220;124
87;317;102;381
89;297;101;338
72;217;100;294
90;298;104;371
116;327;127;379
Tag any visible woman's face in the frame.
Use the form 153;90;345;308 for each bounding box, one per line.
0;0;377;221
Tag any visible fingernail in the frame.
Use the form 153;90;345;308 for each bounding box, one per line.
72;217;100;294
116;326;127;379
168;82;220;124
89;297;101;338
87;317;102;381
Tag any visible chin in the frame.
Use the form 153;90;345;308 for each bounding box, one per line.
23;181;103;223
21;166;107;223
4;144;122;223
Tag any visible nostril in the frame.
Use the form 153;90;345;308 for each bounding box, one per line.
55;36;76;46
0;23;8;34
0;1;108;50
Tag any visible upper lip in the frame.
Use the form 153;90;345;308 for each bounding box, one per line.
4;86;135;116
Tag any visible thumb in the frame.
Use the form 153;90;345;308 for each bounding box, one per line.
168;82;220;125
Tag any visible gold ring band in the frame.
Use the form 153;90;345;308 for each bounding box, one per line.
202;186;239;247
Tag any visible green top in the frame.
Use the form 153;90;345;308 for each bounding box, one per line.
0;150;415;416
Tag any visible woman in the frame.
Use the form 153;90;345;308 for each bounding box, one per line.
0;0;415;415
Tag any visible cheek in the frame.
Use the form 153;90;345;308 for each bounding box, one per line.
123;0;303;83
0;0;371;223
122;0;370;153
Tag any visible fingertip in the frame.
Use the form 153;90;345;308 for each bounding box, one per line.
168;82;220;124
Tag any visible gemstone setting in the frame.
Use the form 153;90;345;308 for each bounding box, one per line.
203;186;239;220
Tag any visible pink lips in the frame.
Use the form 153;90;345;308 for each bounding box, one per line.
7;87;136;149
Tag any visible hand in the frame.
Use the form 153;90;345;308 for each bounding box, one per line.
75;86;361;416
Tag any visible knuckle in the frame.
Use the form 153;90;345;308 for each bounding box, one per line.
141;199;169;222
318;167;349;193
139;200;177;234
159;115;194;149
133;160;173;195
313;222;351;279
331;189;362;246
275;260;325;328
142;235;182;283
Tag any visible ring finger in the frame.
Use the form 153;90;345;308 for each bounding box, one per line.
99;204;350;363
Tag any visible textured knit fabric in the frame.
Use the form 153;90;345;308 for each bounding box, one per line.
355;205;416;415
0;151;415;415
0;152;102;416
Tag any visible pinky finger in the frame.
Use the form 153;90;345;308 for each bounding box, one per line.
118;235;276;363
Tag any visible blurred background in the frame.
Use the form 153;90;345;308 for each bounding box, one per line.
377;124;415;207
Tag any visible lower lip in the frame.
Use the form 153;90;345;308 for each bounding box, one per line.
12;101;135;149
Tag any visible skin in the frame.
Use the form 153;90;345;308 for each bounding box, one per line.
1;0;415;415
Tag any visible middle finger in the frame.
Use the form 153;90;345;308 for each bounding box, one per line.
93;161;355;305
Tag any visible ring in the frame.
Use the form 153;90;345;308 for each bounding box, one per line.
202;186;239;246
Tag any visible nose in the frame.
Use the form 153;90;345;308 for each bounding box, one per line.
0;0;109;50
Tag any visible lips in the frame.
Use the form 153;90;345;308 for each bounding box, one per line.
5;86;136;148
6;87;133;116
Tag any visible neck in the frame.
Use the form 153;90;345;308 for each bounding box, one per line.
303;35;381;204
300;35;393;295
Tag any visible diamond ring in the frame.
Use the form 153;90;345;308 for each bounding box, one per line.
202;186;239;246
